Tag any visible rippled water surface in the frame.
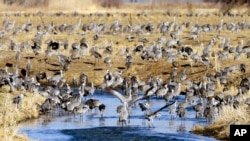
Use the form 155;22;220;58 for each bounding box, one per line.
19;91;218;141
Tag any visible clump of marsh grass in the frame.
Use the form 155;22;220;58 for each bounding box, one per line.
0;86;45;141
192;104;250;140
0;93;28;141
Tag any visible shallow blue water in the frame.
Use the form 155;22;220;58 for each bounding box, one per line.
19;91;218;141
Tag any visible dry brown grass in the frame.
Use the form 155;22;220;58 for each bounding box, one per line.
0;0;246;14
192;91;250;140
0;0;95;13
0;8;249;86
192;105;250;140
0;1;250;141
0;85;45;141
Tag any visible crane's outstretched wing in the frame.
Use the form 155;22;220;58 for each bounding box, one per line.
151;101;175;115
129;95;147;107
106;89;126;104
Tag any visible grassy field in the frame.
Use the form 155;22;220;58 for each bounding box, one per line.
0;1;250;140
0;8;248;85
0;86;45;141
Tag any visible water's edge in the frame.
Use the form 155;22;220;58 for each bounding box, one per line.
19;93;218;141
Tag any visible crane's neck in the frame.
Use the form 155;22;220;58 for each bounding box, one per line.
124;102;129;112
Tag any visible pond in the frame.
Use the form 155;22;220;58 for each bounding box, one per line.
19;90;218;141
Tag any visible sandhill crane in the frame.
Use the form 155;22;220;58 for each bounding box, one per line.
6;77;15;93
139;102;151;115
79;38;89;55
79;72;88;85
65;83;72;94
110;20;121;33
103;70;114;88
84;82;95;98
58;23;66;32
203;105;219;122
57;53;71;71
125;55;133;70
104;57;112;68
72;42;80;50
79;82;86;98
45;21;55;34
26;57;32;75
179;67;187;81
45;48;52;63
85;98;106;115
178;97;188;110
170;67;178;82
65;19;82;34
73;104;89;119
15;50;21;64
44;86;60;97
93;33;99;41
46;40;61;51
14;65;19;77
63;40;69;50
193;100;204;118
99;104;106;117
48;70;64;87
13;94;24;108
63;99;82;113
146;102;175;128
164;89;174;102
5;20;15;32
38;98;56;114
116;104;129;126
138;37;148;43
126;34;135;42
145;83;158;99
35;71;47;82
72;75;78;87
177;107;186;120
155;84;168;98
24;18;32;33
169;101;177;119
106;88;147;125
71;48;80;60
2;16;10;28
133;44;144;54
90;46;102;65
176;97;188;120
